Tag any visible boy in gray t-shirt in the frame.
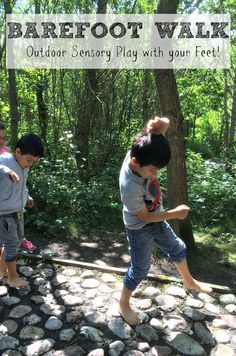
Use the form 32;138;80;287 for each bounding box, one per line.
0;133;44;288
119;117;212;325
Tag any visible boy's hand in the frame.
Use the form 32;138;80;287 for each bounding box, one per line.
147;117;170;135
27;197;34;208
173;204;190;220
9;171;20;183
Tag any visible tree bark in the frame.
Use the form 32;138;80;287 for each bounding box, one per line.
226;69;236;173
97;0;107;13
142;71;149;126
35;78;49;147
74;69;98;177
4;0;20;147
74;0;107;181
223;69;229;147
154;0;195;248
8;69;19;147
34;1;49;150
229;70;236;149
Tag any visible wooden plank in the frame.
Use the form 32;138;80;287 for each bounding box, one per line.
18;252;235;293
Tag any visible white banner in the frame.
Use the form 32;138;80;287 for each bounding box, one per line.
6;14;230;69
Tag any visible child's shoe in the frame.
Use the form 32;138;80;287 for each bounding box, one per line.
20;237;37;252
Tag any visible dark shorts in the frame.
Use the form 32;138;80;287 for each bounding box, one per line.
0;213;21;262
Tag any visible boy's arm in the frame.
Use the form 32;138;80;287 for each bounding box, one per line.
146;117;170;135
137;204;190;223
0;164;11;175
0;165;19;183
9;171;20;183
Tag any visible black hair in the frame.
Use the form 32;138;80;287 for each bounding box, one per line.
15;133;44;157
130;133;171;168
0;122;6;130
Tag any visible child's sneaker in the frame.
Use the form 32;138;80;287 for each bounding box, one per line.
20;237;37;252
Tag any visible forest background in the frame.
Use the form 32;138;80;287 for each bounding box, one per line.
0;0;236;287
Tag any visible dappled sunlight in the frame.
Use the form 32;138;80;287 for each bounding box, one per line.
26;230;130;269
22;227;236;290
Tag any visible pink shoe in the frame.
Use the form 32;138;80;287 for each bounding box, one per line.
20;237;36;252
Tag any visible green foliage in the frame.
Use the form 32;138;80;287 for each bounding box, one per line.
187;150;236;230
1;0;235;240
25;148;235;237
26;156;123;236
0;100;10;121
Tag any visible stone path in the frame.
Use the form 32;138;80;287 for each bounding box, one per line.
0;258;236;356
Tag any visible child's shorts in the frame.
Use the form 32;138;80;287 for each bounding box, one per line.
0;213;21;262
124;220;187;291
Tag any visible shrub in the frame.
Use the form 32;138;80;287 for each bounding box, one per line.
187;150;236;230
26;157;123;236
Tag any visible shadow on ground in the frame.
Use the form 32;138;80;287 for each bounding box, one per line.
26;229;236;291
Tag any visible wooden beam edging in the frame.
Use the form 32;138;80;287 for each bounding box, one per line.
18;252;235;293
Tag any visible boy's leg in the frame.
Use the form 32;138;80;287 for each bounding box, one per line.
119;225;154;325
0;247;8;276
154;221;212;293
119;285;141;325
174;259;212;293
0;217;8;276
17;213;25;240
1;215;28;287
18;214;37;252
6;260;28;287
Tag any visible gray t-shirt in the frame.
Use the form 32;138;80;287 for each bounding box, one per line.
0;152;29;216
119;152;163;229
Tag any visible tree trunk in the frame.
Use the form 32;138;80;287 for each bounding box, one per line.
223;69;229;148
4;0;20;147
34;1;49;150
74;69;98;177
35;78;49;147
229;70;236;149
8;69;19;147
226;69;236;173
154;0;195;248
142;70;155;126
0;14;6;68
74;0;107;181
97;0;107;13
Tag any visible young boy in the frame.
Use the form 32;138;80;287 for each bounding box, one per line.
0;133;44;287
0;122;37;253
119;117;212;325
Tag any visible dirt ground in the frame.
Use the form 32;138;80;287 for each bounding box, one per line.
26;229;236;291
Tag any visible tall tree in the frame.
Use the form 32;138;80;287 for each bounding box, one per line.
4;0;20;147
35;72;49;148
74;0;107;181
229;70;236;148
226;68;236;172
34;1;49;149
154;0;195;248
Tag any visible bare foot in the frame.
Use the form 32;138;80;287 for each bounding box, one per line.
7;277;29;288
0;268;8;277
184;279;212;294
119;304;142;325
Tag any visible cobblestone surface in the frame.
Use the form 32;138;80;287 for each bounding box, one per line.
0;258;236;355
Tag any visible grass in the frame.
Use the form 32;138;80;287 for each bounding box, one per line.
187;229;236;289
153;227;236;290
194;229;236;265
